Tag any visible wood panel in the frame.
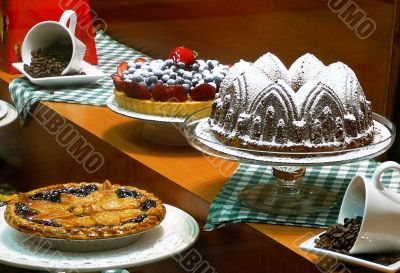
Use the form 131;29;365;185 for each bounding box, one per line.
0;94;381;272
90;0;399;119
0;0;399;270
0;101;325;273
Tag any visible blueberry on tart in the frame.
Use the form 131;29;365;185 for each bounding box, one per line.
5;180;166;239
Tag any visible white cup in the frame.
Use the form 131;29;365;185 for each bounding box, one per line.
21;10;86;76
338;161;400;254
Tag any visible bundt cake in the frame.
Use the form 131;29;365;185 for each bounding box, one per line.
208;53;374;152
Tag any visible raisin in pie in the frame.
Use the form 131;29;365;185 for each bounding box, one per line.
5;180;166;239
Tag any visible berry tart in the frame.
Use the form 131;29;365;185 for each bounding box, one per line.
5;180;166;240
111;47;230;117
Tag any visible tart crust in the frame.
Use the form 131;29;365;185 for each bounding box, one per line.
5;181;166;240
114;89;212;117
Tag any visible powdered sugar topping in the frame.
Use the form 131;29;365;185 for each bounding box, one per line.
210;52;373;151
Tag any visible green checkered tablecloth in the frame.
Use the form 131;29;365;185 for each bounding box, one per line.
9;32;150;124
204;160;400;231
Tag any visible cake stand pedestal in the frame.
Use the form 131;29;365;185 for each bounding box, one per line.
183;108;395;215
237;166;339;215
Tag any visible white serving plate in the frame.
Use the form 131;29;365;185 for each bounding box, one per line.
107;94;185;123
300;232;400;273
12;61;105;87
0;101;9;120
0;101;18;127
0;204;199;272
14;224;157;253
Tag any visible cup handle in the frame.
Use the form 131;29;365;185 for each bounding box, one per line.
372;161;400;190
59;10;77;35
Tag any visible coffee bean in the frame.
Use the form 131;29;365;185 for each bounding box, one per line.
315;217;363;254
24;42;81;78
315;217;400;266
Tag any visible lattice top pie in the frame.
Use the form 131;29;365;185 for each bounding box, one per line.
5;181;166;239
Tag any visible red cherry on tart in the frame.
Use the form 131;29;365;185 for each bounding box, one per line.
190;83;216;101
168;46;198;67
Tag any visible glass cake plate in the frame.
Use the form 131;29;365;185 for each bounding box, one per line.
183;108;395;215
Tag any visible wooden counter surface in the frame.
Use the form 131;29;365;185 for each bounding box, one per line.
0;72;377;273
42;101;322;256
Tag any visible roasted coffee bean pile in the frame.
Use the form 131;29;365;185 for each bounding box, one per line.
315;217;400;266
24;42;80;78
360;254;400;266
315;216;362;254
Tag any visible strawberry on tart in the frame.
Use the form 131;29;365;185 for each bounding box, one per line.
111;47;230;117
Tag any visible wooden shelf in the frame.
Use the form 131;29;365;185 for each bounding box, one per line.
42;101;324;257
1;0;398;270
0;71;329;272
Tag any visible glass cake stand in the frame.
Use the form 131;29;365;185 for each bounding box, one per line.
183;108;396;215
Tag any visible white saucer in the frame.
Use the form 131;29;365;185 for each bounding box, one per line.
300;233;400;272
12;61;106;87
107;95;185;123
0;101;8;120
0;204;199;272
0;101;18;127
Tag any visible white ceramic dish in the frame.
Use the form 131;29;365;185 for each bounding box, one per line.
12;61;105;87
300;233;400;273
14;224;157;253
0;204;199;272
0;101;9;120
107;94;185;123
0;101;18;127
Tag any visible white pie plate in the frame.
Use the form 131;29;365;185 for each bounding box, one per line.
0;101;18;128
0;101;8;120
0;204;199;272
12;223;158;253
300;232;400;272
12;61;105;87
